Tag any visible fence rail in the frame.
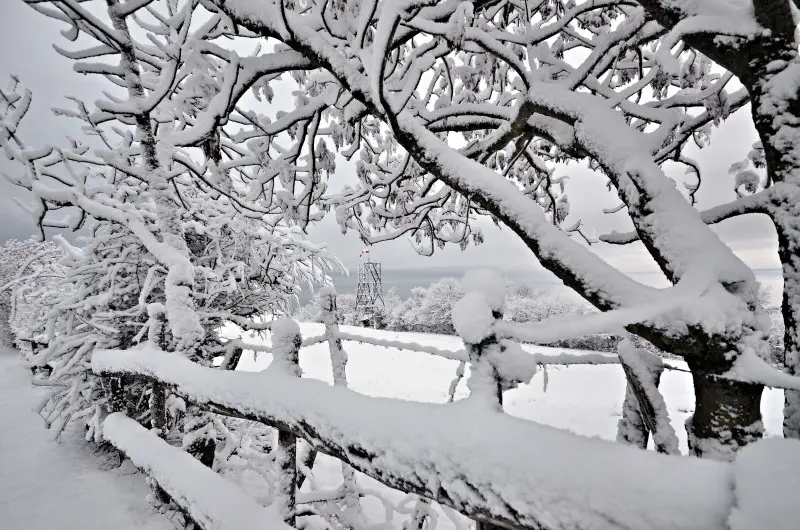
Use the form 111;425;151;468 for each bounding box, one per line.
93;345;733;530
102;412;290;530
91;279;748;530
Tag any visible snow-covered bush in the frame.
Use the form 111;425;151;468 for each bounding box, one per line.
504;283;591;323
392;278;465;334
0;239;59;348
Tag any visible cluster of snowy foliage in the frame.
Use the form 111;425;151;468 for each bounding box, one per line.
0;238;60;348
391;278;466;334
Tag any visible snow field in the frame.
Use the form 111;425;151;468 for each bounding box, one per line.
223;323;788;528
0;348;173;530
232;323;785;446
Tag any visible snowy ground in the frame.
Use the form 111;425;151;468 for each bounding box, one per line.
231;323;785;447
0;348;173;530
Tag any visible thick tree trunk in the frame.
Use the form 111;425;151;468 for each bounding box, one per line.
777;225;800;438
687;369;763;461
732;13;800;440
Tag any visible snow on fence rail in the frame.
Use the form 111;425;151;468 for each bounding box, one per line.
335;329;625;367
102;413;290;530
94;345;737;530
90;274;800;530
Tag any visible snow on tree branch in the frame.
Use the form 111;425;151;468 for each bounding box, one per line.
600;188;775;245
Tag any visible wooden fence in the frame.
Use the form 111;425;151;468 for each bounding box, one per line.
92;284;713;530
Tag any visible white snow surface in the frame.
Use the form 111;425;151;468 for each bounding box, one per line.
462;269;506;312
451;291;495;344
0;348;172;530
728;438;800;530
234;324;784;447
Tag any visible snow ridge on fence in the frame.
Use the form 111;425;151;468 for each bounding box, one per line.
93;344;735;530
92;274;800;530
103;413;290;530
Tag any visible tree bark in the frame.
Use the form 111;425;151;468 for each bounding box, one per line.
186;430;216;468
150;382;168;435
277;429;298;527
687;369;763;461
778;224;800;437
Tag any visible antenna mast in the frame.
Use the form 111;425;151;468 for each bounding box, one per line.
355;249;384;326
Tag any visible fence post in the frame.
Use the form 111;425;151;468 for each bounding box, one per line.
617;377;650;450
271;318;302;527
453;271;508;530
108;377;127;413
453;270;508;411
320;287;361;514
148;304;168;435
616;340;679;455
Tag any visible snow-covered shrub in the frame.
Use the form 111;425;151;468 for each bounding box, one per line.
293;297;324;323
0;239;59;348
389;286;428;331
393;278;465;334
504;283;592;323
26;212;339;440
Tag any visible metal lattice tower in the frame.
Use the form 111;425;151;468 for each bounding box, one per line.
355;252;384;321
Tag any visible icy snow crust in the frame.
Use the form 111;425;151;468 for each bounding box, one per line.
102;413;290;530
93;345;736;530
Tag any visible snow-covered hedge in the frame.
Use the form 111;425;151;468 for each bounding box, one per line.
0;239;60;349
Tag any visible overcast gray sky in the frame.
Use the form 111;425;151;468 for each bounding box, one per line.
0;1;781;299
